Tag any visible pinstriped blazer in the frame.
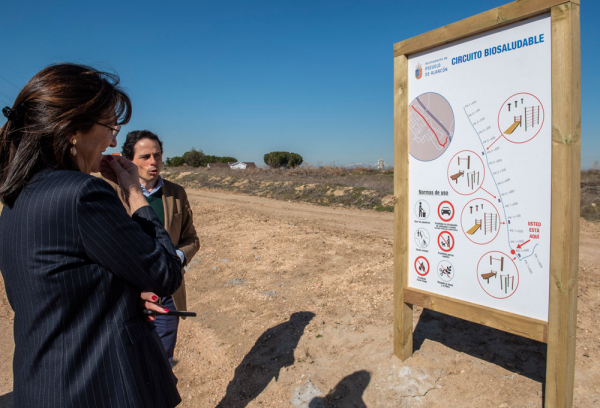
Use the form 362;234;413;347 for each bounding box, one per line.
0;169;183;408
113;179;199;312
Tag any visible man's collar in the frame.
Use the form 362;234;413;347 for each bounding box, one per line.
141;176;164;197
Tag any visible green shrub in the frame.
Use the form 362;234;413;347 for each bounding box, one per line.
264;151;303;168
183;148;205;167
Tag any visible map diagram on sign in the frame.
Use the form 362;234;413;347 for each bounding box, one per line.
409;92;455;161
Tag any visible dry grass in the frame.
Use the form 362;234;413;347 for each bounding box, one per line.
581;169;600;221
166;164;394;193
163;165;600;220
163;165;394;211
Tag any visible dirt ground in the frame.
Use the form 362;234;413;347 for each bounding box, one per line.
0;189;599;407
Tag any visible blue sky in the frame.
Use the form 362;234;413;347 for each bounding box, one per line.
0;0;598;168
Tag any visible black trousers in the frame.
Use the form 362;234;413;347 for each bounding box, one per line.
152;296;179;363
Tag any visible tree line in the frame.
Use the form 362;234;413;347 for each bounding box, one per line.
164;148;237;167
164;149;303;169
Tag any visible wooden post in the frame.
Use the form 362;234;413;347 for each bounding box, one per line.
546;2;580;407
393;54;413;360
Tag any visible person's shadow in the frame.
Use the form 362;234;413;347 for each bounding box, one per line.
216;311;315;407
309;370;371;408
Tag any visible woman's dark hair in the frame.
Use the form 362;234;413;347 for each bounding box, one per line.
122;130;163;160
0;63;132;206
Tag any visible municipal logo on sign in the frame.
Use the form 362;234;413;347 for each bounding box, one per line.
415;64;423;79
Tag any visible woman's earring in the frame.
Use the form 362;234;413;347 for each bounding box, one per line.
71;139;77;157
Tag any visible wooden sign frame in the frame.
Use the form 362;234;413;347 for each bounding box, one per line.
393;0;580;406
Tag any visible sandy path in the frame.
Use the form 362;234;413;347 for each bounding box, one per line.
173;190;600;407
1;190;599;407
184;190;394;239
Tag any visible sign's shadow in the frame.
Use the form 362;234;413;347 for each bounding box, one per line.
413;309;546;382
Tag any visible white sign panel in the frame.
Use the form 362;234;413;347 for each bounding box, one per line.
407;14;551;321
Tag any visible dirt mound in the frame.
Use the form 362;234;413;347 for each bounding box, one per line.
163;169;395;212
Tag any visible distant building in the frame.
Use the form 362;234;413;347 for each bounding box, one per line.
378;154;385;171
230;162;257;170
207;163;230;169
207;162;257;170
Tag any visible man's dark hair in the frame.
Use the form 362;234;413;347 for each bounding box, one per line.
122;130;163;160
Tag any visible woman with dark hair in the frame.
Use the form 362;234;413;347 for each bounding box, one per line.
0;63;182;407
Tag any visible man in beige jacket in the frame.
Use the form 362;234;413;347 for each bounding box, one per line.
118;130;199;364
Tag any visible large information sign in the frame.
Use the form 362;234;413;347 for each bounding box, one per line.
394;1;580;406
407;15;551;321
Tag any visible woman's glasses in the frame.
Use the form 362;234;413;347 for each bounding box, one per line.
95;121;121;137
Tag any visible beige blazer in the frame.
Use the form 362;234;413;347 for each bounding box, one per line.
113;179;199;312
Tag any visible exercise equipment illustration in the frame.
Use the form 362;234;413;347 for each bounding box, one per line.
467;219;481;235
466;171;480;190
447;150;485;195
504;115;522;134
465;204;497;236
480;257;514;295
481;271;497;283
503;100;541;135
480;256;507;290
490;255;504;271
450;154;480;190
500;274;515;294
525;106;540;130
450;170;464;182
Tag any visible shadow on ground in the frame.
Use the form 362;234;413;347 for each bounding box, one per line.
413;309;547;382
216;311;315;407
0;392;12;408
309;370;371;408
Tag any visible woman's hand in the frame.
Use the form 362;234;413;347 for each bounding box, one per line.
100;155;138;187
140;291;169;322
100;155;148;213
